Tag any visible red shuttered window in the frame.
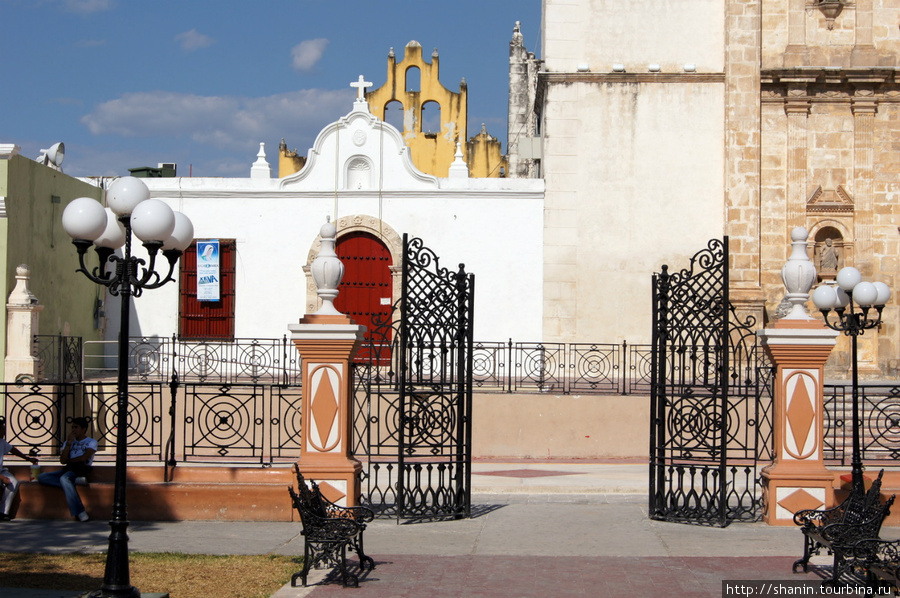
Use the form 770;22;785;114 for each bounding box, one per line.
178;240;236;340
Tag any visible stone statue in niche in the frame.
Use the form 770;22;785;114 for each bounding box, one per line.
818;238;839;272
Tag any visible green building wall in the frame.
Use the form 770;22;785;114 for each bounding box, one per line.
0;154;104;382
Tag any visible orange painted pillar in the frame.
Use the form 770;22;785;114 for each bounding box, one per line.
758;320;838;525
288;218;366;507
289;314;366;507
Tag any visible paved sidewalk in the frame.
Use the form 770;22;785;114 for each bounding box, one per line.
271;494;820;598
0;462;871;597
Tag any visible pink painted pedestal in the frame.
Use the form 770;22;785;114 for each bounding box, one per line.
289;313;366;506
758;319;839;525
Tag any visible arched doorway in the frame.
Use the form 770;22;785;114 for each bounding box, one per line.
334;231;393;358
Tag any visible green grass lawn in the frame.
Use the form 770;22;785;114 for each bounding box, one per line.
0;552;300;598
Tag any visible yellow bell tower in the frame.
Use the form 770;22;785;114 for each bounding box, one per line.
279;41;505;179
364;41;504;178
365;41;464;178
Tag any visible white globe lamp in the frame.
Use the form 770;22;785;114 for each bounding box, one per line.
853;282;878;307
163;211;194;252
836;267;862;292
812;285;838;311
107;176;151;216
130;199;176;243
94;208;127;249
874;282;892;306
62;197;108;241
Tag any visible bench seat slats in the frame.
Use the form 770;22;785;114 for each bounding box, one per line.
793;469;895;586
288;465;375;588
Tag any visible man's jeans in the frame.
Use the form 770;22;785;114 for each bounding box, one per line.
37;470;85;517
0;467;19;516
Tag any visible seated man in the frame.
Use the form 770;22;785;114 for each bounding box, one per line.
0;416;38;520
38;417;97;522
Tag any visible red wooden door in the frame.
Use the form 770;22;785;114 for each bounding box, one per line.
179;240;236;340
334;232;393;354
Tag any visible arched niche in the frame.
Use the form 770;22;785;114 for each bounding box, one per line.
810;222;850;281
345;156;372;190
304;215;403;315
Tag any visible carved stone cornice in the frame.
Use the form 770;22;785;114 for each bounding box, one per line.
762;67;896;85
761;67;899;105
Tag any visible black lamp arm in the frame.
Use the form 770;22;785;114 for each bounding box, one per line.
72;240;114;286
133;243;182;293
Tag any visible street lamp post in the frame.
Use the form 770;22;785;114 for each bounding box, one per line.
62;176;193;598
811;266;891;498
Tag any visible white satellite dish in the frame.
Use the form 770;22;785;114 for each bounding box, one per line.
37;142;65;172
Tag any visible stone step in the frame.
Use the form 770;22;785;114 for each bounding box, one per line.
831;468;900;527
8;464;298;522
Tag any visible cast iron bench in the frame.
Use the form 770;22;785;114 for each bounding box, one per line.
288;466;375;588
792;469;895;585
852;538;900;594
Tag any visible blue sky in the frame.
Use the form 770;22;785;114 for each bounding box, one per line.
2;0;541;177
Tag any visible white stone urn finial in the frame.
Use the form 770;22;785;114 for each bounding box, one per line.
780;227;817;319
310;217;344;315
8;264;39;306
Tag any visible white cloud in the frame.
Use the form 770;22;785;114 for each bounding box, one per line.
291;38;329;72
175;29;215;52
80;89;354;151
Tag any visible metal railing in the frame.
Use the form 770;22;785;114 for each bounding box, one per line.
14;352;900;468
472;340;653;394
33;334;787;399
81;335;303;386
33;335;82;383
1;381;303;466
823;383;900;465
34;334;658;394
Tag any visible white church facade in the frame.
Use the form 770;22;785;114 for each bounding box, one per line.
110;91;544;346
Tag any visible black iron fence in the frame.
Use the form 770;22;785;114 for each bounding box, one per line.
81;335;303;385
1;381;303;465
35;335;657;394
472;340;653;394
823;383;900;465
33;335;81;383
7;364;900;468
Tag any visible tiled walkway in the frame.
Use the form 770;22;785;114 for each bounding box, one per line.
0;463;874;598
304;555;801;598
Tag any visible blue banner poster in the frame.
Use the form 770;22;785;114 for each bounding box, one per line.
196;240;220;302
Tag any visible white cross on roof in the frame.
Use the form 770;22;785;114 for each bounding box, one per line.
351;75;372;101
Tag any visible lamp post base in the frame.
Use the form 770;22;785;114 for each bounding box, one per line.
87;587;141;598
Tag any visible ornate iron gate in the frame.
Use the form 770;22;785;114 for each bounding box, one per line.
352;235;474;520
649;237;774;526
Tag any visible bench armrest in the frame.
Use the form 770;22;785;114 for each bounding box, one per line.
794;502;848;528
322;501;375;524
301;510;364;542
